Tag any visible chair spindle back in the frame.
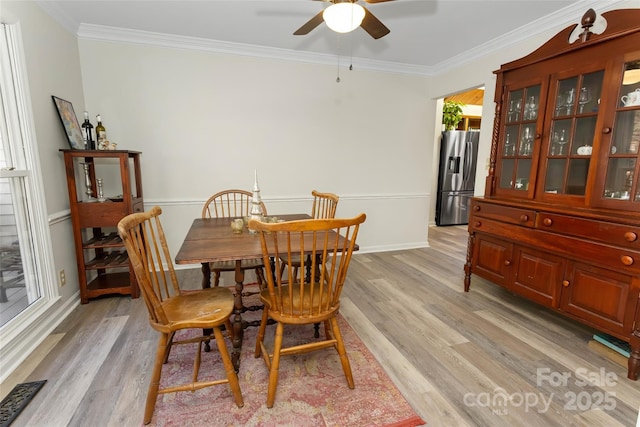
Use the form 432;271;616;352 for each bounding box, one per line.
311;190;339;219
252;214;365;319
118;206;180;327
202;189;267;219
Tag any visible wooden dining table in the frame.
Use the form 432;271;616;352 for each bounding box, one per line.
175;213;311;371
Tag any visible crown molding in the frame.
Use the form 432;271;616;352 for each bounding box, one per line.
37;0;630;77
431;0;629;75
76;23;435;76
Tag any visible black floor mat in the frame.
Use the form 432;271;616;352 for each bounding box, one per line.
0;380;46;427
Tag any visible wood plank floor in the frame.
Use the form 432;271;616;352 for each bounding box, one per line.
2;225;640;426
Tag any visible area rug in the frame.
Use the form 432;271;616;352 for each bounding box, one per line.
148;289;424;427
0;380;46;427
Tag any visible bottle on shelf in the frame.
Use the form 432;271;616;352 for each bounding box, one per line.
81;111;95;150
95;114;107;150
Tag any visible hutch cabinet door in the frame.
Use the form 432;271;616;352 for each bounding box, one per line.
511;246;565;308
495;80;546;198
560;261;635;336
594;54;640;208
538;68;604;200
471;234;513;287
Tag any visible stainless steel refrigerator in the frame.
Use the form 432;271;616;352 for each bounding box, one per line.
435;130;480;226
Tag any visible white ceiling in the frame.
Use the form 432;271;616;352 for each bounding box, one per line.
36;0;596;72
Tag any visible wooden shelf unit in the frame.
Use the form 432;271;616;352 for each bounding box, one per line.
60;149;143;303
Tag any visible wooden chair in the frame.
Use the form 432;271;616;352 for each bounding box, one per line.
117;206;244;424
278;190;339;282
250;213;366;408
202;189;267;288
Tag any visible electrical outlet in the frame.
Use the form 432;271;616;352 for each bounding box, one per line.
59;269;66;286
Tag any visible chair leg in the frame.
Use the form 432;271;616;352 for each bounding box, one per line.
266;322;284;408
212;326;244;408
144;332;169;424
278;262;286;282
162;331;176;364
329;316;354;389
255;306;269;358
255;267;265;290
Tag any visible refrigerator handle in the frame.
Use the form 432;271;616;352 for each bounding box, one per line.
462;141;471;183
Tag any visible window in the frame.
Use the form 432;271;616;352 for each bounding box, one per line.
0;23;57;337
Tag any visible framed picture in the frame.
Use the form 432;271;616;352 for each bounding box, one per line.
52;96;85;149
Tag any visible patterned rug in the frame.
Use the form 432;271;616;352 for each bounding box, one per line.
148;289;424;427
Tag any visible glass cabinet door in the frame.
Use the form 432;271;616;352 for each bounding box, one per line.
543;70;604;196
498;84;541;193
601;59;640;203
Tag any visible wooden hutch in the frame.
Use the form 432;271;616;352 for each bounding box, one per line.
465;8;640;379
61;149;142;303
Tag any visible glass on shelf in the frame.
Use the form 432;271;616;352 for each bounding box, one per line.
524;96;538;120
555;77;579;117
508;98;522;122
520;127;533;156
578;87;592;113
554;93;565;117
503;133;515;156
565;88;576;115
553;129;567;155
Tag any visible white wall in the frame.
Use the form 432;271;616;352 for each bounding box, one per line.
77;39;433;254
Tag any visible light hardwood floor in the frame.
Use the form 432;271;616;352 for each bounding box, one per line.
2;225;640;426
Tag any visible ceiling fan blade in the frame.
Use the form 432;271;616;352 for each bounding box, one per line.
294;10;325;35
360;8;390;39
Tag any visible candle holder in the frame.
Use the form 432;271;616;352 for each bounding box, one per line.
81;163;97;202
96;178;107;202
249;169;264;233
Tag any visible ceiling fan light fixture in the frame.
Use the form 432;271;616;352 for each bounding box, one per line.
323;3;365;34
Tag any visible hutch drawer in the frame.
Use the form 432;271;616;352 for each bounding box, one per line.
535;212;640;249
471;200;535;227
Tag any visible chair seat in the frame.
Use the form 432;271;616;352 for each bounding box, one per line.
161;287;234;329
210;258;264;271
259;285;334;319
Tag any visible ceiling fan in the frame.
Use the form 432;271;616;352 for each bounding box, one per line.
294;0;394;40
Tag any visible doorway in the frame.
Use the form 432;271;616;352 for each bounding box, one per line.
431;87;485;227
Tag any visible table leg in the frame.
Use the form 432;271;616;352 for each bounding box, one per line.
201;262;211;288
201;262;213;351
232;260;245;372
